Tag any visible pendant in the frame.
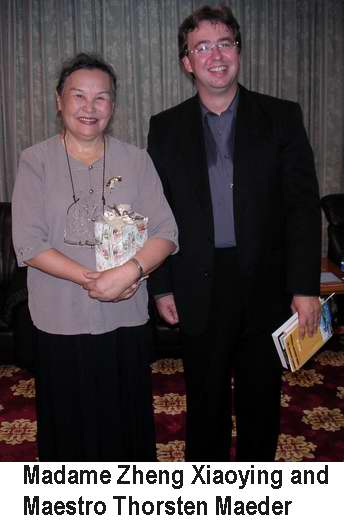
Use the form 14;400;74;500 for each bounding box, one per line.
106;176;122;191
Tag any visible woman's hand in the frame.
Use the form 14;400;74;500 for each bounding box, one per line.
114;282;140;302
84;238;177;302
25;248;91;286
83;262;140;302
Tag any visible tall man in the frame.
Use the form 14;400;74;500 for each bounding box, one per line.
147;5;321;461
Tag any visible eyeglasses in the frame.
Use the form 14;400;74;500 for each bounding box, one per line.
187;40;239;56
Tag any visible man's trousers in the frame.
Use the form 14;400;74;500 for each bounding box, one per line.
182;247;282;462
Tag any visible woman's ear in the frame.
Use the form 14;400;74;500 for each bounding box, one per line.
56;91;62;112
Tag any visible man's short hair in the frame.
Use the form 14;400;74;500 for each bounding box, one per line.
178;4;241;60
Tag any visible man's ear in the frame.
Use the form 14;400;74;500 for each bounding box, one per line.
182;55;193;75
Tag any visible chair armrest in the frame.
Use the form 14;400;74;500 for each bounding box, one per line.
1;268;28;326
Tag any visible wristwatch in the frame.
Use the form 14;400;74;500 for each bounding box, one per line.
130;257;145;281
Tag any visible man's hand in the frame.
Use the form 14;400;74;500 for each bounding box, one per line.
155;294;179;325
291;295;321;339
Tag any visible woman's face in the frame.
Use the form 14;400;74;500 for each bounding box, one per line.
56;68;114;142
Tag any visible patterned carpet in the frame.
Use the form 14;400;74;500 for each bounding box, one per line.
0;337;343;462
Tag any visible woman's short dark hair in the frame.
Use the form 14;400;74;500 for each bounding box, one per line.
178;5;241;60
56;53;117;101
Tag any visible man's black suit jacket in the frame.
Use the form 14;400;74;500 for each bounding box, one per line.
147;85;321;336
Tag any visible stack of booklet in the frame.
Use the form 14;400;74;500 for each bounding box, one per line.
272;293;335;372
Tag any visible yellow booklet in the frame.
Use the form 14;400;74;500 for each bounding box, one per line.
272;294;334;372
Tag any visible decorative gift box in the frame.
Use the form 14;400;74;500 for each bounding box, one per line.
94;204;148;271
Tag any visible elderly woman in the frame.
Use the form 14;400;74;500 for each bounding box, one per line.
12;53;178;462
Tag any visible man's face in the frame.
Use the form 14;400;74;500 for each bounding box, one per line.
182;21;240;100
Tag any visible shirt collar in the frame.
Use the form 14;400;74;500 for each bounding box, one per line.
200;88;239;121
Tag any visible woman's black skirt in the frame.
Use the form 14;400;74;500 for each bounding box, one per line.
34;324;156;462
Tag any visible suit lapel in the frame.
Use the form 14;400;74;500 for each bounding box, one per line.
234;85;268;184
233;86;272;241
177;95;214;221
234;84;273;175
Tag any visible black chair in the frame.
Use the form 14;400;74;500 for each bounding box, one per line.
321;193;344;270
0;202;34;370
321;193;344;326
